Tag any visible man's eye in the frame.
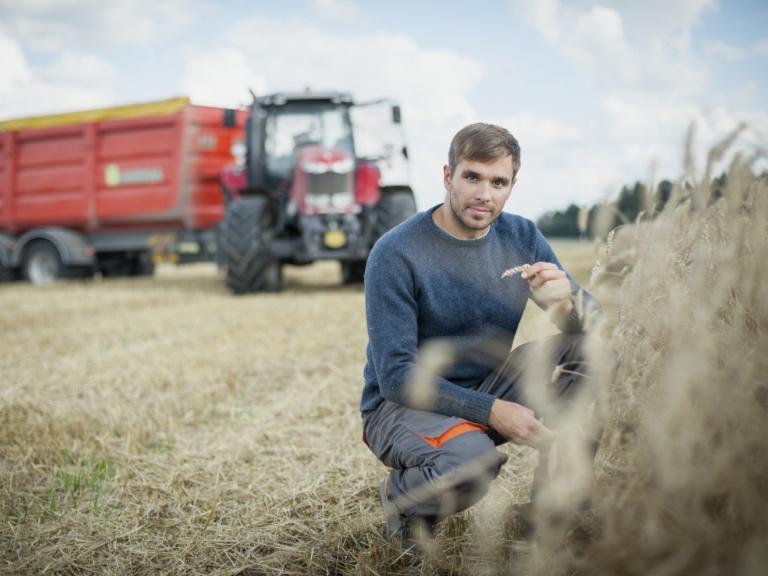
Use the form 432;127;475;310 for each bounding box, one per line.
466;174;478;181
493;180;505;187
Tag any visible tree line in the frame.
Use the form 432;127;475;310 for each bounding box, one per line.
537;180;674;238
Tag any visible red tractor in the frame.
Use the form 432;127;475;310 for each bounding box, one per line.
219;92;417;293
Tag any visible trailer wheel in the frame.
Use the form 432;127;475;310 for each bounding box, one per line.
341;260;366;284
0;263;19;283
374;188;417;240
220;197;282;294
22;240;64;285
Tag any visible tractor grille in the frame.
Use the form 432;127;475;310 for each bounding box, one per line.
307;172;352;197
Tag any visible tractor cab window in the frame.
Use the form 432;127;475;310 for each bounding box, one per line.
264;105;354;182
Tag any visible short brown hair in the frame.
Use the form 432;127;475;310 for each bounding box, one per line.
448;123;521;176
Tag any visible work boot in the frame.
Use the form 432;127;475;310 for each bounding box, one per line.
379;480;435;551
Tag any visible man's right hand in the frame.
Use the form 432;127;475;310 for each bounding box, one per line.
488;399;555;450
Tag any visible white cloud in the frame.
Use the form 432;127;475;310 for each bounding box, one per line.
0;31;30;94
497;114;581;147
524;1;707;98
517;0;560;43
0;0;202;50
604;0;717;40
45;52;117;87
182;48;266;109
566;6;636;85
0;32;115;119
311;0;362;21
704;40;747;61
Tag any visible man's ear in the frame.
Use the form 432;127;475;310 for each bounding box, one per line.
443;164;452;189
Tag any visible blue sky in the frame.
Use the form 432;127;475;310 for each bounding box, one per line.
1;0;766;218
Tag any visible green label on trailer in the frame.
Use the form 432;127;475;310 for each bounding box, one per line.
104;164;165;187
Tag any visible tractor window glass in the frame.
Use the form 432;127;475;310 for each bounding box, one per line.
264;107;353;180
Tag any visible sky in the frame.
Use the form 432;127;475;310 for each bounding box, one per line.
1;0;766;218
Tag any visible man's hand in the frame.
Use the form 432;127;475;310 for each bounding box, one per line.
522;262;573;316
488;399;555;449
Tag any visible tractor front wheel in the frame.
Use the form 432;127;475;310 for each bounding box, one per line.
221;197;282;294
341;260;366;284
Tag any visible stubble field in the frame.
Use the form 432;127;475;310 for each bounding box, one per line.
0;241;596;575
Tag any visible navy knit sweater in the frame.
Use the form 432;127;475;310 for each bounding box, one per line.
361;205;589;425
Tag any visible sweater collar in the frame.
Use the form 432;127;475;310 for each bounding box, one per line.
426;204;495;245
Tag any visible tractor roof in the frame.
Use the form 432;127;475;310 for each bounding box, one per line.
257;92;353;107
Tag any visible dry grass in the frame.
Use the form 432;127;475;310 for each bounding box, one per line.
571;153;768;576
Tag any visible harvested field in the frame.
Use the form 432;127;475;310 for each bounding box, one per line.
0;242;595;575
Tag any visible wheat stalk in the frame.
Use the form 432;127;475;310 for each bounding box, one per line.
501;264;530;279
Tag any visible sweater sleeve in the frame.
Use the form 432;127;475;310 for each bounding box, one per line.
364;241;497;424
529;224;597;333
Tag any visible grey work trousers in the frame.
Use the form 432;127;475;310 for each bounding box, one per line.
362;332;589;523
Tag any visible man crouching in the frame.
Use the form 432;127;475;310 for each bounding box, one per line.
360;122;595;549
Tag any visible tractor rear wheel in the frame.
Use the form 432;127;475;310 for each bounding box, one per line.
374;188;417;240
221;197;282;294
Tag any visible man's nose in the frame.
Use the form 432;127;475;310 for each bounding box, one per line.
475;181;492;200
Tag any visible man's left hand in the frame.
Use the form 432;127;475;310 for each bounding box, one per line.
521;262;573;315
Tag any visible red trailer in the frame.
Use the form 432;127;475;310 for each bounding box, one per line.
0;98;246;284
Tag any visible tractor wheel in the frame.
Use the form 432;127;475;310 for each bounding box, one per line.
341;260;366;284
220;197;282;294
373;188;417;240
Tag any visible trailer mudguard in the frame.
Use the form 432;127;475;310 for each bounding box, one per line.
11;228;95;267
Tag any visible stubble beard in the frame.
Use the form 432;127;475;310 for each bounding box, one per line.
449;191;496;233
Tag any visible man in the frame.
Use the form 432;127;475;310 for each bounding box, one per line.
361;123;594;547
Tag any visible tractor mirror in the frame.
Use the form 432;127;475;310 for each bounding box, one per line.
392;105;401;125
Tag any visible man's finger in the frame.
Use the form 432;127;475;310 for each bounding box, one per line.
528;272;566;291
521;262;560;280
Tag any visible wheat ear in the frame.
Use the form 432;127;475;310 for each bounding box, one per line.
501;264;530;279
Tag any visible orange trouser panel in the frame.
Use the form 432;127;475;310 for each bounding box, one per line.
417;421;487;448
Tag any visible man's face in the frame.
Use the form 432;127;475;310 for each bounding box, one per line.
442;155;517;237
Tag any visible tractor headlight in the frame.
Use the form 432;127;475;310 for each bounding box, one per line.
302;161;329;174
331;192;354;208
330;158;354;173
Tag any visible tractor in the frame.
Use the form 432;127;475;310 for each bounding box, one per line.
218;91;417;293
